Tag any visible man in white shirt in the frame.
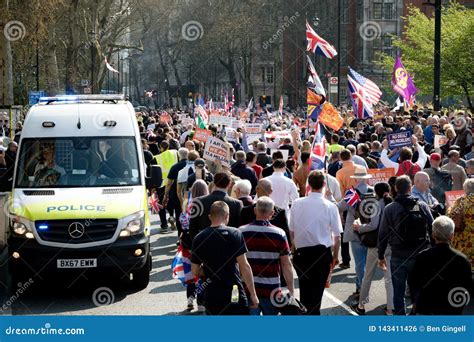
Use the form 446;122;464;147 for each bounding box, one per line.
264;159;299;216
289;170;343;315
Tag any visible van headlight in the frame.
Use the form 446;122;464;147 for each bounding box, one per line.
120;211;145;237
13;221;27;235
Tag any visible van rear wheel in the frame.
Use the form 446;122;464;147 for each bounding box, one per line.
130;253;151;290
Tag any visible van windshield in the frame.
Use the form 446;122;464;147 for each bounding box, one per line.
15;137;141;188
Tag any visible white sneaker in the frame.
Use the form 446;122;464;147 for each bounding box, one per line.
197;305;205;312
187;297;194;310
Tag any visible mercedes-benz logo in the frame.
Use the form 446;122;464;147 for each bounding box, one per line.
68;222;85;239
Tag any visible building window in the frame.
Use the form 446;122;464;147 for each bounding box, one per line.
266;66;274;84
384;3;393;19
357;0;363;21
383;35;392;47
260;67;266;84
373;3;382;19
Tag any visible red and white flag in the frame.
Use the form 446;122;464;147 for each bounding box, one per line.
105;58;119;73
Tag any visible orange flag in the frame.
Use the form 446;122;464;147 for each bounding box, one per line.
319;102;344;131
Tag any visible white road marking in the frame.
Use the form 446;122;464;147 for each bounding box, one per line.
324;290;358;316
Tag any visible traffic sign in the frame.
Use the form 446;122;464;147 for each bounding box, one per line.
330;77;338;85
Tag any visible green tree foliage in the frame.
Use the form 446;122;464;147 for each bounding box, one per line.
379;3;474;109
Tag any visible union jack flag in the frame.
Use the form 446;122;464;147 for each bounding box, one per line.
306;55;326;98
348;75;374;119
171;245;195;285
348;67;382;105
309;122;326;170
306;21;337;59
149;192;163;214
344;187;361;208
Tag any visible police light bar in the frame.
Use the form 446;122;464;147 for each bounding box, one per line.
38;94;125;104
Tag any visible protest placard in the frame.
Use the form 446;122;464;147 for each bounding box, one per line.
445;190;464;208
203;136;230;167
232;120;243;129
181;118;195;127
193;128;212;143
225;127;237;142
245;123;263;135
434;135;449;149
209;115;233;126
367;168;396;186
147;123;156;130
387;131;412;149
159;112;172;124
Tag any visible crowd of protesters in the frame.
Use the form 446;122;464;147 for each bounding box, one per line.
3;103;473;316
135;103;473;316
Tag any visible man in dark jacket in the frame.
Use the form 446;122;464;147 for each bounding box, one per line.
4;141;17;181
240;178;290;245
255;142;272;168
412;216;472;315
189;172;243;241
231;151;258;194
378;175;434;315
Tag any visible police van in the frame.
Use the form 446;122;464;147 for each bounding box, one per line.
8;95;160;290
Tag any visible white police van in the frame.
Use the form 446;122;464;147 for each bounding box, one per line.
8;95;161;289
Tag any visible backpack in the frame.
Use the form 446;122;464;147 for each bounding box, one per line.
431;168;453;202
354;188;376;224
394;198;430;248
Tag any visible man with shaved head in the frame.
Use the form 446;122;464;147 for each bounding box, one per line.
240;178;290;244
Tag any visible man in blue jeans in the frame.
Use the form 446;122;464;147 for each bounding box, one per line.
377;175;434;315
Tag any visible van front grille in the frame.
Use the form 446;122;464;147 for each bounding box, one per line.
35;219;118;244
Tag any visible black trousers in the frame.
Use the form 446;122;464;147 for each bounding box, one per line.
293;245;332;315
340;233;351;265
167;199;182;235
205;304;249;315
156;186;168;229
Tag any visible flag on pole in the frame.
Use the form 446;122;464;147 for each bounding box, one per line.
392;56;417;104
309;122;327;170
208;98;214;111
306;20;337;59
196;105;208;128
279;95;283;116
306;55;326;98
393;97;404;112
245;98;253;113
348;67;382;105
318;102;344;131
104;58;119;73
307;88;324;121
348;75;374;119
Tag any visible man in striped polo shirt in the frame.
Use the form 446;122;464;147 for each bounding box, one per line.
240;196;294;315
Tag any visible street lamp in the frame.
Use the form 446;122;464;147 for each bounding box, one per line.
423;0;441;111
88;30;96;94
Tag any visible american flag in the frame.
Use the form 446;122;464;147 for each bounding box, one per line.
309;122;327;170
306;21;337;59
348;75;374;119
344;187;361;208
348;67;382;105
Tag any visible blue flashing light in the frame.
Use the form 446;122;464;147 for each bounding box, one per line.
38;224;49;230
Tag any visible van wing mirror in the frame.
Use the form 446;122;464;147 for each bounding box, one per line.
145;165;162;190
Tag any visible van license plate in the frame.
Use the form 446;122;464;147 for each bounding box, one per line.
57;259;97;268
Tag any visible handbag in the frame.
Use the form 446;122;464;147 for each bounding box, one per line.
278;294;307;315
358;229;378;248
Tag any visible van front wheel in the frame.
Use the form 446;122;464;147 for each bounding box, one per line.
131;253;151;290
